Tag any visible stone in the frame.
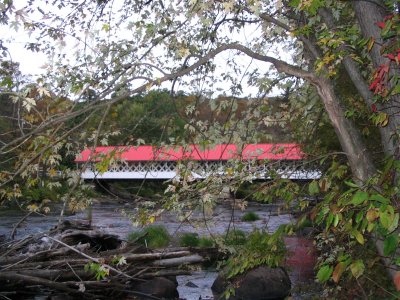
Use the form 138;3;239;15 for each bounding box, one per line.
166;275;178;287
284;237;317;281
212;265;291;300
135;277;179;299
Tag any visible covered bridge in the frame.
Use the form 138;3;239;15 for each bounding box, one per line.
75;144;320;180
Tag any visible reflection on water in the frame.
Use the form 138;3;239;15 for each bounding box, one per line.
0;200;295;240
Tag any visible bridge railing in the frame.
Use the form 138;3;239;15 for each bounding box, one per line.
80;159;321;180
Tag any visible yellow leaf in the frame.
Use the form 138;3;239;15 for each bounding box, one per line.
48;168;57;177
146;82;153;91
381;115;389;127
332;262;346;283
222;1;234;12
226;167;234;177
27;204;39;212
367;37;375;52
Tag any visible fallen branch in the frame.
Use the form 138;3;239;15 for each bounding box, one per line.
0;272;81;294
10;211;33;240
0;225;213;299
45;235;137;281
139;269;191;278
0;243;90;268
152;254;204;267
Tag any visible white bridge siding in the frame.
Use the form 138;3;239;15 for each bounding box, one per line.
80;160;321;180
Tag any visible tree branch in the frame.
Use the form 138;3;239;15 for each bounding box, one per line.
258;11;321;60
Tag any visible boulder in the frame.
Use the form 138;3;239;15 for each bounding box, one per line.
135;277;179;299
284;237;317;281
212;265;291;300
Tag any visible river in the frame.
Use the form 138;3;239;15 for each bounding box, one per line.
0;198;318;299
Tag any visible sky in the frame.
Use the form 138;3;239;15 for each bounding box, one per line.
2;32;47;76
0;1;289;98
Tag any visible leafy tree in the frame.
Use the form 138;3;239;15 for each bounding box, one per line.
0;0;399;296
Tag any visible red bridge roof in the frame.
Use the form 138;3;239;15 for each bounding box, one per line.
75;144;303;162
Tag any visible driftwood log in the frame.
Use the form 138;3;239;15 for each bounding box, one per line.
0;221;218;299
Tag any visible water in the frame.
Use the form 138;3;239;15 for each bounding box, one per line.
177;272;218;300
0;199;314;299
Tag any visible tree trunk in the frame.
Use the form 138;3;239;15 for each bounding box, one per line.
319;7;394;158
314;78;376;183
231;43;377;184
353;0;400;158
352;2;400;288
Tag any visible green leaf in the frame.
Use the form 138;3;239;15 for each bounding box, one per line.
395;257;400;266
317;265;333;283
380;211;392;229
333;213;340;227
326;212;334;230
0;76;13;88
344;180;358;188
370;194;389;204
350;191;368;206
289;0;300;8
367;222;375;232
355;211;364;224
352;230;365;245
391;84;400;95
308;181;319;195
383;234;399;256
316;205;330;225
387;213;399;233
307;0;324;15
350;260;365;279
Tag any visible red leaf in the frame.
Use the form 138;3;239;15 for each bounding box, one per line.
386;53;395;60
384;15;394;21
377;64;389;79
371;104;377;112
377;21;386;29
369;78;379;91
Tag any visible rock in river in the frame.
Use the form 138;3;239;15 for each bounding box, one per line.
136;277;179;299
211;265;291;300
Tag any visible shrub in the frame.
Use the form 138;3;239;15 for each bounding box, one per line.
198;237;215;248
179;233;199;247
225;229;247;246
241;211;260;222
296;214;313;231
127;225;170;248
224;229;286;279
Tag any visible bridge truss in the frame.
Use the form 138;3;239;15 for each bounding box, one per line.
80;160;321;180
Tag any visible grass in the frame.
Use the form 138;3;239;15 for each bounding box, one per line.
179;233;199;247
241;211;260;222
198;237;215;248
225;229;247;246
178;233;216;248
127;225;170;248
